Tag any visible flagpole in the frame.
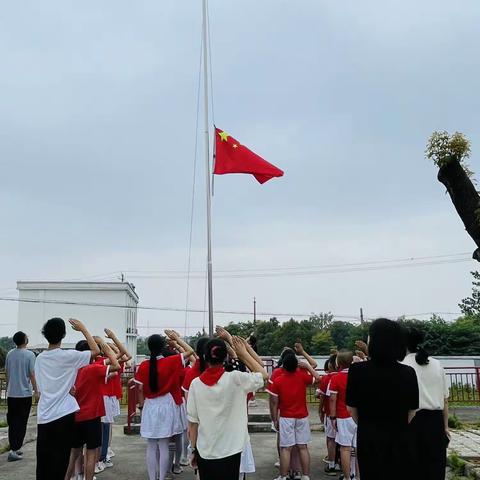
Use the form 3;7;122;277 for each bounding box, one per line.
202;0;214;337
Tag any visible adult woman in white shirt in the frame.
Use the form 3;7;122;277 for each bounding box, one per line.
187;337;268;480
403;328;450;480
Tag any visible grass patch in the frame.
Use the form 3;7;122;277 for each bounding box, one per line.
449;415;464;430
0;443;10;454
448;452;467;475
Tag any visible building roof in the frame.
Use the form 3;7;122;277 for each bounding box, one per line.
16;281;139;302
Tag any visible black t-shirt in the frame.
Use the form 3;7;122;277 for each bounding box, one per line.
346;360;419;427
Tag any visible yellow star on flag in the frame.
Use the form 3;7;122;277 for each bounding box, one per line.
218;130;229;142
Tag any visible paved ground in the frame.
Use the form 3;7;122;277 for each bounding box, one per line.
450;429;480;459
0;426;330;480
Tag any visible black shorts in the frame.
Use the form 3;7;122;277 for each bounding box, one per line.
72;417;102;450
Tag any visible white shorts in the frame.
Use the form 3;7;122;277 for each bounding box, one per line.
324;417;336;439
101;396;120;423
279;417;311;448
335;417;357;448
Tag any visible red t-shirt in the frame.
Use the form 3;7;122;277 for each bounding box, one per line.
269;366;285;384
75;363;109;422
114;363;125;399
134;354;184;399
319;373;333;416
95;356;117;397
182;363;201;392
267;368;314;418
170;366;187;405
328;369;350;419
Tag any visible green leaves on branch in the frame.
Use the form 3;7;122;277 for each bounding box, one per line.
426;130;473;177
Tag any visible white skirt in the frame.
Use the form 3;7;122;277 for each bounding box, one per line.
101;395;120;423
141;393;184;439
176;401;188;432
240;439;255;474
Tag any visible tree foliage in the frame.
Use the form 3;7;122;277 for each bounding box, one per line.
0;336;14;352
459;271;480;317
426;131;472;174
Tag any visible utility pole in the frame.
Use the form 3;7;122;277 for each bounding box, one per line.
253;297;257;325
360;308;364;324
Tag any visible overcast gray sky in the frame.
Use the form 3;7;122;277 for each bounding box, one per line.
1;0;480;337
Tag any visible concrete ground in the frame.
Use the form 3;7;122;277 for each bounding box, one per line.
0;426;330;480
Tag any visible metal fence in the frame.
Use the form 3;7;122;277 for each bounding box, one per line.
2;364;480;408
305;366;480;405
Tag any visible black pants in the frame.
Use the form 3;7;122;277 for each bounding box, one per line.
197;451;241;480
36;413;75;480
409;410;447;480
7;396;32;451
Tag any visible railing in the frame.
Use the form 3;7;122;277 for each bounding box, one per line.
126;377;139;434
444;367;480;404
306;367;480;405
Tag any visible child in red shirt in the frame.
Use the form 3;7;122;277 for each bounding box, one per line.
267;353;320;480
329;351;357;480
65;338;120;480
318;355;338;475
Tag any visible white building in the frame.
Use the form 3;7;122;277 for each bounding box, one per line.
17;281;139;358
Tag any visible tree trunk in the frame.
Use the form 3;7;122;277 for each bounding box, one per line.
438;159;480;261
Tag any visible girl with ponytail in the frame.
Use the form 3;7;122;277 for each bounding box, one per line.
187;337;269;480
134;331;194;480
403;328;450;480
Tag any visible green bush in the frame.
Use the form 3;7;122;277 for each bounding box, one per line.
448;415;463;430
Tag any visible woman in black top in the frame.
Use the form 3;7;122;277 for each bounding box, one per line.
346;318;419;480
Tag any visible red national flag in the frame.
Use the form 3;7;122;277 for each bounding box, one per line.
213;127;284;184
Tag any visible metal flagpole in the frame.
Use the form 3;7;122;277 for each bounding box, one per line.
202;0;214;337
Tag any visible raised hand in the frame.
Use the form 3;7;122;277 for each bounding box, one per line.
93;335;104;345
294;342;304;354
165;329;180;340
355;340;368;355
232;336;247;355
356;350;366;360
69;318;85;332
215;326;233;344
104;328;116;340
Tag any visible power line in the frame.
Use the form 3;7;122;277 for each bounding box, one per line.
122;256;473;280
0;295;357;319
0;296;462;324
120;251;472;275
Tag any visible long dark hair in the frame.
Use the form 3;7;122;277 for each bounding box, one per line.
368;318;407;364
406;327;429;365
204;339;227;366
195;337;209;373
277;348;295;368
147;334;166;392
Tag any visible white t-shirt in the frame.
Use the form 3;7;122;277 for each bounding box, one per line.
402;353;449;411
187;370;264;460
35;348;91;424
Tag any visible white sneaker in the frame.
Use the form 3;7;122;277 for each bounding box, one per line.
274;461;280;468
103;459;114;468
95;463;105;474
172;465;183;474
107;447;115;458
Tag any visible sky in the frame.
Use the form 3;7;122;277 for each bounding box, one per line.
1;0;480;337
